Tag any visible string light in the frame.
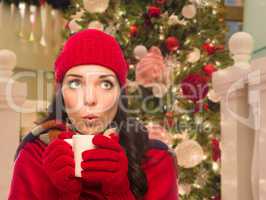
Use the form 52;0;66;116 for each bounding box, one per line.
193;183;201;189
119;10;125;16
159;34;165;40
212;162;219;171
215;61;221;66
129;64;135;69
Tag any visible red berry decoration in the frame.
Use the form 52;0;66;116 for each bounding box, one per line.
130;24;138;37
147;6;161;17
203;103;209;111
165;112;174;128
181;73;209;102
211;138;221;161
165;111;174;127
194;102;209;113
202;64;217;76
165;36;180;52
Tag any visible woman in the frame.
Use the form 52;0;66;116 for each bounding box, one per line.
8;29;178;200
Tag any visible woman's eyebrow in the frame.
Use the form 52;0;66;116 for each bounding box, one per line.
99;74;116;79
66;74;116;79
66;74;83;78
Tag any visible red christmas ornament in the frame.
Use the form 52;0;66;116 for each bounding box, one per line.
165;36;180;52
212;195;221;200
181;73;209;102
147;6;161;17
211;138;221;161
166;111;174;118
130;24;138;37
202;43;216;55
202;43;224;55
202;64;217;76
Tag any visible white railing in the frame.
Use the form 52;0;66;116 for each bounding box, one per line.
213;32;266;200
0;49;26;199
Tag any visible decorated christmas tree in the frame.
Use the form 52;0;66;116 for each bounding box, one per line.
56;0;233;199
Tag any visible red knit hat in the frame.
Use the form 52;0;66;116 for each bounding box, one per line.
54;29;129;87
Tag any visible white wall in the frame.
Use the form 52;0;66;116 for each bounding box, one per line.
244;0;266;58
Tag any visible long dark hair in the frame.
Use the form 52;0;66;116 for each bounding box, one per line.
39;86;150;199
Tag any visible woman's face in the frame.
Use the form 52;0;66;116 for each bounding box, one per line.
61;64;121;135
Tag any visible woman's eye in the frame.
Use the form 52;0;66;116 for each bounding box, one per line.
68;79;81;89
100;80;114;90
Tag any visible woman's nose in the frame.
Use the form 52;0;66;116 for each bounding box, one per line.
84;86;97;106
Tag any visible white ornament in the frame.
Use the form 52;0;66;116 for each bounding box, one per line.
194;113;204;125
168;14;179;26
69;19;82;33
207;89;221;103
202;121;213;133
187;48;201;63
179;183;192;196
168;14;187;26
88;20;104;31
83;0;110;13
152;83;168;98
182;4;197;19
175;139;204;168
134;45;148;60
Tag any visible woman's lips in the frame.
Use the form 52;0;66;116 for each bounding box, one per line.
83;117;99;127
82;115;99;120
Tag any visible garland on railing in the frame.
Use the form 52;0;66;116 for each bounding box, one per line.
1;0;71;10
253;46;266;55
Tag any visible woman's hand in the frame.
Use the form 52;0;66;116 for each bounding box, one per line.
81;133;132;197
42;131;82;199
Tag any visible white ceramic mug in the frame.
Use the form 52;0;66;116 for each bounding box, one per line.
64;134;95;177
